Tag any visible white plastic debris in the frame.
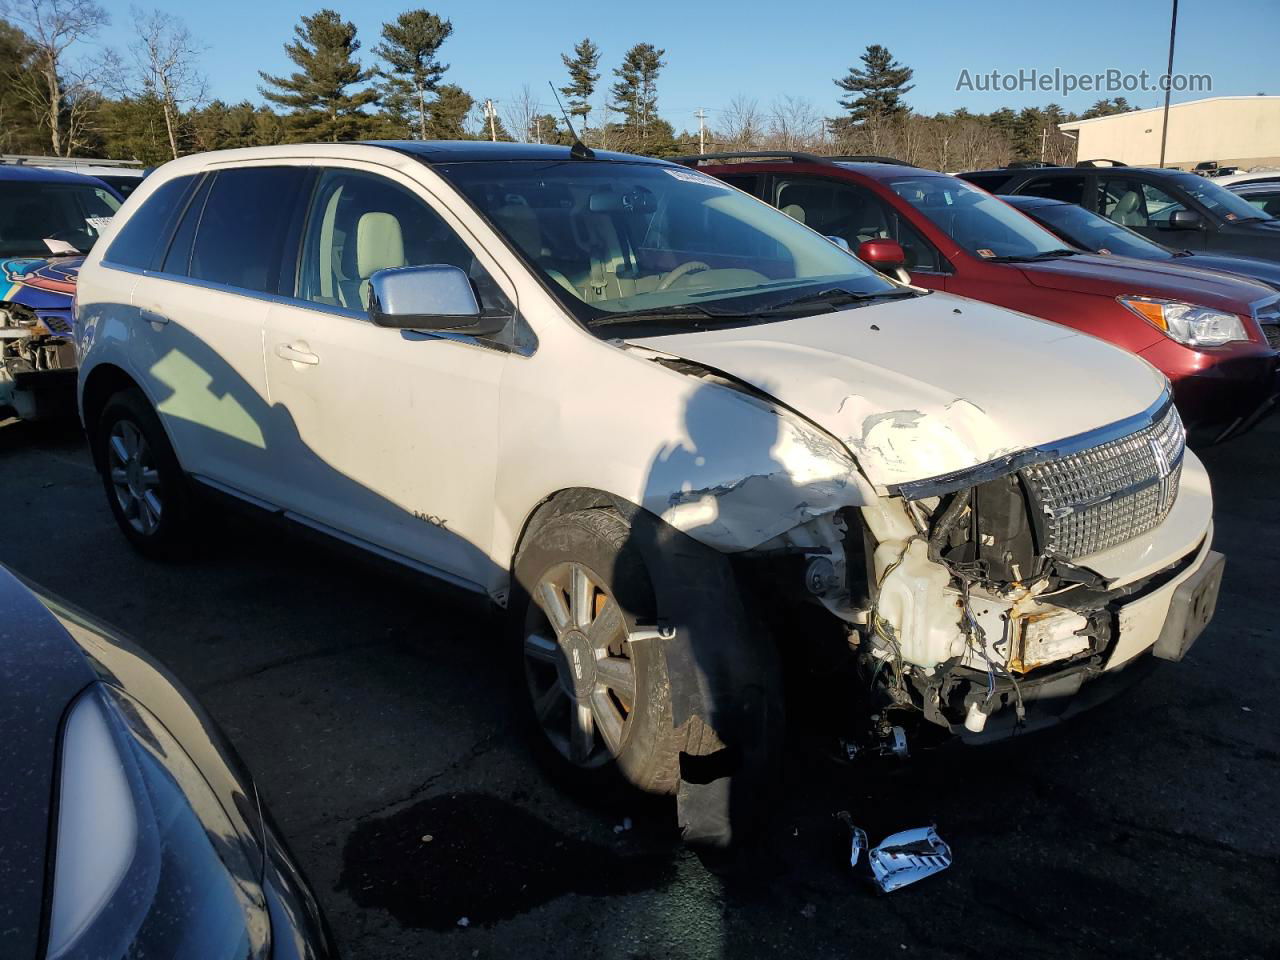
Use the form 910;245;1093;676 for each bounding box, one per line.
457;917;470;928
837;813;953;892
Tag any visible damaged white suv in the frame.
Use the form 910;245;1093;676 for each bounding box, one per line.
75;142;1222;842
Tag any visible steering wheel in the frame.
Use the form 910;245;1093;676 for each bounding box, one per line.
656;260;711;291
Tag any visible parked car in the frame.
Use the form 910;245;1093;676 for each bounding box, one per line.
1001;193;1280;294
77;142;1223;843
1225;178;1280;219
958;163;1280;262
0;565;334;959
0;165;121;420
1;154;147;197
689;153;1278;441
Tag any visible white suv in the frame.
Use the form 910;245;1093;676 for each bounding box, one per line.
75;142;1222;843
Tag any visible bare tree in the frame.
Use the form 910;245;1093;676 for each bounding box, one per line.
767;95;823;151
719;94;762;150
502;83;539;143
130;7;206;159
5;0;110;155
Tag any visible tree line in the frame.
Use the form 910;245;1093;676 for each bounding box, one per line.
0;2;1139;168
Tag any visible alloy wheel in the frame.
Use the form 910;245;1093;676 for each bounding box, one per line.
523;561;638;768
107;419;163;536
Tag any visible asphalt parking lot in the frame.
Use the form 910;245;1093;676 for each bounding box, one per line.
2;414;1278;960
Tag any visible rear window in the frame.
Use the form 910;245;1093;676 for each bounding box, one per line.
957;172;1013;193
188;167;310;294
1019;175;1086;205
104;175;198;269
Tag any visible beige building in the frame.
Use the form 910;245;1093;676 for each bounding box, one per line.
1058;96;1280;169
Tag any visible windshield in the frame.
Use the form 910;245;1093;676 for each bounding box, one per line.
889;176;1071;260
1168;172;1272;222
1028;201;1173;260
437;160;901;328
0;180;120;257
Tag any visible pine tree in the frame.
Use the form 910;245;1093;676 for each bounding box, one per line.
834;44;914;123
258;9;379;142
375;9;451;140
559;37;600;132
425;84;473;139
610;42;665;150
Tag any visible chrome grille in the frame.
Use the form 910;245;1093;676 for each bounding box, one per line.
1256;299;1280;350
1021;402;1185;559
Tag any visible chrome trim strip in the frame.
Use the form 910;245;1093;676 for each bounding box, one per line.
888;389;1175;501
190;473;487;595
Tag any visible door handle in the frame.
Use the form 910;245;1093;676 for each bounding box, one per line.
139;308;169;326
274;342;320;366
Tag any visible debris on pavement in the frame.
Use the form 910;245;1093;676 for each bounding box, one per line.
837;813;953;892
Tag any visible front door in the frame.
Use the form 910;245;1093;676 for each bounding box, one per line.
1096;175;1208;251
262;164;514;589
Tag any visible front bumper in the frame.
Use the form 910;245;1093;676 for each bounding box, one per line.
956;535;1222;743
1159;350;1280;443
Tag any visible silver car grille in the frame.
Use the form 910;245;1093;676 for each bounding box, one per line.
1021;401;1185;560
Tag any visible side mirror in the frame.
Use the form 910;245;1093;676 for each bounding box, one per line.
367;264;503;335
857;238;907;271
826;235;852;252
1168;209;1203;231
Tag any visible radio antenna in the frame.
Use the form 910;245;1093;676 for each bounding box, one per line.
548;81;596;160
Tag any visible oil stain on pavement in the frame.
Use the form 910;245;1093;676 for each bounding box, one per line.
338;793;675;930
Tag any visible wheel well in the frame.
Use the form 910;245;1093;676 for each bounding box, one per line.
81;364;143;464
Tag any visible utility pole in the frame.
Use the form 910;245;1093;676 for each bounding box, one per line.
1158;0;1179;168
535;116;542;144
1040;127;1048;162
695;108;707;155
484;99;497;142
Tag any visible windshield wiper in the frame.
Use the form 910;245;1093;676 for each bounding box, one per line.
747;286;915;317
986;249;1078;263
586;303;728;328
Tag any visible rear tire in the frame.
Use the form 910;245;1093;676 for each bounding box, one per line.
93;388;196;559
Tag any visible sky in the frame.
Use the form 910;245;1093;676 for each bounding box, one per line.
93;0;1280;130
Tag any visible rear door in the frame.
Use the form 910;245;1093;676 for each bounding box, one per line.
128;163;312;500
261;163;512;588
767;174;952;289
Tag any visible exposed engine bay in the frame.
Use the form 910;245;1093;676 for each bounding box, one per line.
0;303;78;420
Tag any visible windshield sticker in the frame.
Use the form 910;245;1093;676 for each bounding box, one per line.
663;166;728;188
86;216;113;231
1224;213;1237;221
976;248;996;258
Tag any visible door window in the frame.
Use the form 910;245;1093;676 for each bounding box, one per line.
1019;175;1086;205
103;175;197;269
296;168;510;314
775;177;945;272
1097;177;1185;227
188;167;310;294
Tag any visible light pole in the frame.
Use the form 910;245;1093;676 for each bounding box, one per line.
1158;0;1179;168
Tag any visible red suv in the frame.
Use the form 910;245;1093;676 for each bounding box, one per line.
685;153;1280;441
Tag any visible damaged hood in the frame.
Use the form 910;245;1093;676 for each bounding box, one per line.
631;291;1167;491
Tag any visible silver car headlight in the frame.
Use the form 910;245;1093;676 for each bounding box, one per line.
45;685;269;959
1118;296;1248;346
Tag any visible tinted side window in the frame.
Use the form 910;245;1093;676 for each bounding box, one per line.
719;174;763;198
161;175;210;275
103;175;198;269
189;167;309;294
1020;175;1085;205
958;172;1012;192
1097;176;1184;227
297;168;511;314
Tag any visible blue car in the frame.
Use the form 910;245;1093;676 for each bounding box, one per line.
0;165;122;419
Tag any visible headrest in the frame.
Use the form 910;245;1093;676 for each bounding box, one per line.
356;211;406;278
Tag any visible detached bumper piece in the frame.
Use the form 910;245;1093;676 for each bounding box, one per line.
1153;549;1224;662
841;814;953;892
0;358;78;420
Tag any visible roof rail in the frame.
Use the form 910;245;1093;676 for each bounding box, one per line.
1074;158;1127;168
826;154;917;167
671;151;833;168
0;154;144;168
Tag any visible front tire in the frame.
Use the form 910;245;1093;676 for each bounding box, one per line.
93;388;196;559
512;508;682;796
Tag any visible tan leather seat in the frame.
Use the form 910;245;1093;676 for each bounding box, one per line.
782;203;807;224
1111;190;1145;226
355;211;407;308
